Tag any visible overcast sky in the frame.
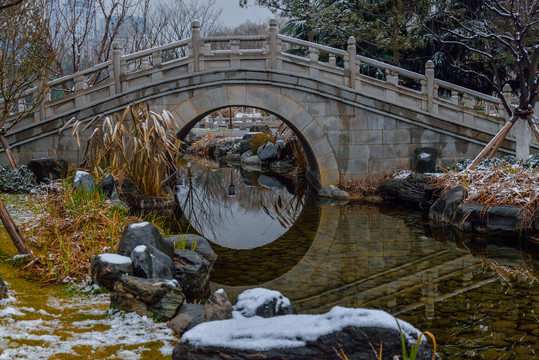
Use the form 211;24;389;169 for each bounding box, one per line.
217;0;274;27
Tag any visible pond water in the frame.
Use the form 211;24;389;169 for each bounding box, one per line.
0;164;538;359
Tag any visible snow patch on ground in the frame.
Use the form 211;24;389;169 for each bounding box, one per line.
0;293;177;359
183;306;421;351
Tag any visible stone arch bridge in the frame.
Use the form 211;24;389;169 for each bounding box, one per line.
2;19;527;186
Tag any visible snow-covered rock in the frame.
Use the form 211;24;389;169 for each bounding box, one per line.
233;288;295;318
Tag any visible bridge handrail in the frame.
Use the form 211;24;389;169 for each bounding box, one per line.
435;78;500;103
202;35;269;43
356;55;426;82
278;34;348;57
122;39;191;62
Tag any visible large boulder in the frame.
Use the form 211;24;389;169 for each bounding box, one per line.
204;289;233;322
258;175;284;191
452;203;533;237
378;173;431;206
318;185;350;200
110;276;185;322
131;245;175;280
167;304;204;337
173;307;437;360
173;249;211;302
257;141;284;162
428;186;466;224
233;288;295;318
27;157;68;183
90;253;133;291
117;222;174;259
0;274;7;299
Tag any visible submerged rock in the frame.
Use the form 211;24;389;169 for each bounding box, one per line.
91;253;133;291
204;289;233;322
110;276;185;322
0;274;7;299
173;307;437;360
233;288;295;318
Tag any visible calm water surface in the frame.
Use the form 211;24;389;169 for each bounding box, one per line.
0;163;538;359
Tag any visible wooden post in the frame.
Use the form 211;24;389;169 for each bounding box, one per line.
0;129;16;169
0;197;32;255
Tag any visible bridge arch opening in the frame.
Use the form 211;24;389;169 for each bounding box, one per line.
170;85;339;188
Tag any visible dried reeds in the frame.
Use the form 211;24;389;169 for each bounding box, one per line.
66;103;181;197
431;164;539;215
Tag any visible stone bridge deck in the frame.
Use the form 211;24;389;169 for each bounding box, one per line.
1;19;529;185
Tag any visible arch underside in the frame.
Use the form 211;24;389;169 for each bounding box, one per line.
168;84;340;188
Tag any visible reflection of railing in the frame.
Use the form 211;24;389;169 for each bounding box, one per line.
293;252;494;319
3;18;510;147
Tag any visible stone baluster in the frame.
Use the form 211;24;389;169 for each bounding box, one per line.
35;80;50;122
269;17;278;69
347;36;356;89
73;74;88;92
112;42;122;94
141;57;150;70
202;43;211;56
153;50;162;68
230;40;240;54
386;70;399;86
309;46;319;64
425;60;434;113
329;54;336;67
462;93;474;109
450;90;459;104
191;20;201;72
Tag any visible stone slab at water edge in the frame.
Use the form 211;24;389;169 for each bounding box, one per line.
172;306;437;360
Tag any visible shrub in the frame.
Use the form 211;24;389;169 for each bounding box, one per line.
0;165;36;193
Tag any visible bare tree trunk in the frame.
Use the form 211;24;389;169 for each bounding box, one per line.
0;197;32;255
0;133;17;169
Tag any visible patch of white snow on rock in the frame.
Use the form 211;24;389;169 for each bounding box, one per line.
183;306;422;351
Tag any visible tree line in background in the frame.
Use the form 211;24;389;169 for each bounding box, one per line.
0;0;537;166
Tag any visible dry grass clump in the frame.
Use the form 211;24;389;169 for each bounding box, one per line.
431;164;539;214
63;103;181;197
192;133;232;156
21;181;143;283
339;174;390;201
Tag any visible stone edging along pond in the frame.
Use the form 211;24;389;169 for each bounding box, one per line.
375;173;538;239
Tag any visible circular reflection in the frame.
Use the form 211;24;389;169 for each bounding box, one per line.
176;161;306;250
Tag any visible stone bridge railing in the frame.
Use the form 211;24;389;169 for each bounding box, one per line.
3;18;508;147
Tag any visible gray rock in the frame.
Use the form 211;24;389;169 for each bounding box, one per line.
117;222;174;259
165;234;217;265
131;245;175;280
73;170;96;193
413;147;438;173
258;174;284;190
378;173;431;206
241;132;263;141
27;157;68;183
249;124;271;133
91;253;133;291
173;308;437;360
110;276;185;322
0;274;7;299
204;289;233;322
173;249;211;302
229;153;242;164
98;174;119;200
167;304;204;336
318;185;350;200
233;288;296;318
242;154;262;165
452;203;533;237
238;139;252;154
429;186;466;223
257;142;280;161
